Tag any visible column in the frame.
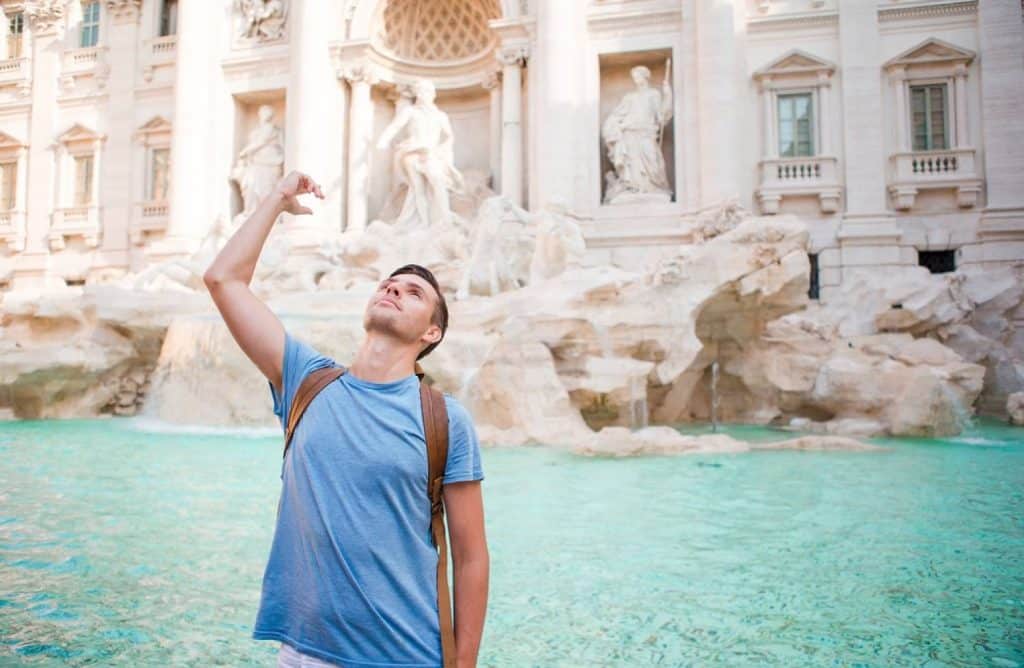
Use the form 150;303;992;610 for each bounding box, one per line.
818;73;832;155
953;64;968;149
161;0;210;253
96;0;141;269
838;0;887;216
482;71;501;194
498;45;526;206
13;1;65;290
696;0;740;205
534;0;586;210
760;78;775;158
892;67;908;152
978;1;1024;210
343;64;377;234
285;0;343;237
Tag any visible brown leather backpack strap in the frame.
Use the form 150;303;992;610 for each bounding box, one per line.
284;365;346;458
420;381;455;668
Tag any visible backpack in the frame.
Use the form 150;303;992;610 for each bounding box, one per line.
284;363;457;668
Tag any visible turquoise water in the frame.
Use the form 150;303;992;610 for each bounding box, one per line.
0;418;1022;667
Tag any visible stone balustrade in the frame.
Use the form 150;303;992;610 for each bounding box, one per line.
48;205;100;250
141;36;177;83
756;155;841;214
130;200;169;245
0;210;26;251
0;58;30;85
888;147;982;210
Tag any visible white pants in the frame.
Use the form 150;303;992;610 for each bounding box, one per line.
276;642;343;668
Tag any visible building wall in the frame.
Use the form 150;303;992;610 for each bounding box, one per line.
0;0;1020;303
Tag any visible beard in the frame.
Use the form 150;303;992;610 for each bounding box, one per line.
364;308;420;344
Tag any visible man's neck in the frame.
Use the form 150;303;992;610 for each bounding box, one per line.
348;333;418;383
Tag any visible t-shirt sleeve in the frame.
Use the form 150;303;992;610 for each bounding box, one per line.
442;395;485;485
268;330;337;431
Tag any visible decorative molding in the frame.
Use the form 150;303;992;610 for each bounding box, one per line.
134;116;172;145
340;62;380;86
747;10;838;33
883;37;976;71
878;1;977;23
754;49;836;80
481;69;500;90
496;43;528;67
24;0;65;33
104;0;142;23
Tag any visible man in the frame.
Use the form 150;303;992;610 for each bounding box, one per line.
203;171;489;668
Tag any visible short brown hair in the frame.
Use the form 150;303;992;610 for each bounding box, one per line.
389;264;448;360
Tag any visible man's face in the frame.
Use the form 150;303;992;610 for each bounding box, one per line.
364;274;441;350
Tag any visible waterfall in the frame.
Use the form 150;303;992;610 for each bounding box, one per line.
630;375;649;431
710;359;720;433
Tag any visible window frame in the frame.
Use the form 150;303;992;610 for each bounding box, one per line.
158;0;178;37
79;0;101;49
6;11;24;60
776;90;816;158
909;80;949;152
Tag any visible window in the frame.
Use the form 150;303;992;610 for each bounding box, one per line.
7;12;23;59
778;93;814;157
808;252;820;300
918;249;956;274
74;155;94;206
80;1;100;48
159;0;178;37
910;84;947;151
0;162;15;211
148;148;169;200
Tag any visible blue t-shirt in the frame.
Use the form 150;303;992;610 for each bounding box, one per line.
252;331;485;667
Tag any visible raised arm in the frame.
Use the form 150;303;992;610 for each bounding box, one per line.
375;106;411;151
202;171;324;395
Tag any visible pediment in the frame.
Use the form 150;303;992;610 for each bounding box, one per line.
57;123;105;145
0;131;25;150
137;116;172;134
754;49;835;79
134;116;172;142
885;38;975;69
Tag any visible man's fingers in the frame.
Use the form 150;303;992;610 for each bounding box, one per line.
314;183;325;199
294;206;313;216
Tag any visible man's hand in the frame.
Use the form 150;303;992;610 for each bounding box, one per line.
275;171;325;216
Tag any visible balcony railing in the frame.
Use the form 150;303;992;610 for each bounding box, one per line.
889;147;981;210
142;36;177;83
0;209;26;251
63;46;107;73
130;200;169;245
49;205;100;250
756;155;841;214
0;58;29;85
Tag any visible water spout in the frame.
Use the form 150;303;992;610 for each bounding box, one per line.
630;375;648;431
710;359;720;433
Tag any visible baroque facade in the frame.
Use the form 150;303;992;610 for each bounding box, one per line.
0;0;1021;301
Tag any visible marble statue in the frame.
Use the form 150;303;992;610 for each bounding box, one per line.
455;196;587;300
602;63;674;204
456;197;526;300
130;215;236;292
376;79;464;229
528;199;587;284
237;0;287;41
231;105;285;217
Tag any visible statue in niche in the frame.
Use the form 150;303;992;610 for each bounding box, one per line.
236;0;287;41
231;105;285;218
376;79;464;230
601;62;674;204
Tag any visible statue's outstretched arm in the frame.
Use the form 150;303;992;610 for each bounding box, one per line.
376;108;410;150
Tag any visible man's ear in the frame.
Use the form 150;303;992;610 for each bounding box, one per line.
421;324;442;346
